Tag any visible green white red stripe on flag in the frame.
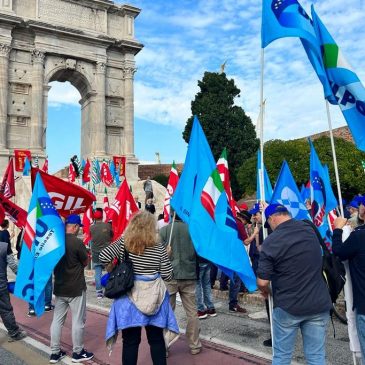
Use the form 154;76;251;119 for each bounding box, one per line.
216;148;239;217
163;161;179;222
201;169;224;221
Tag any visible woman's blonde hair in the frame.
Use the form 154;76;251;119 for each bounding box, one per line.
123;211;157;255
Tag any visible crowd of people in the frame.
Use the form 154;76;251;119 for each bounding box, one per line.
0;179;365;365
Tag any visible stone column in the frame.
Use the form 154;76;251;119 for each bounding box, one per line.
0;43;11;150
42;85;51;150
30;49;45;151
94;61;106;155
123;65;136;157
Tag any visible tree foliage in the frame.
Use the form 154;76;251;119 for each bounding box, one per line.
183;72;259;198
237;136;365;200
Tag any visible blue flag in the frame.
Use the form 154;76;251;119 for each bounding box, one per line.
300;183;310;202
22;157;31;176
309;140;338;247
261;0;334;100
256;150;273;202
109;160;120;188
171;116;256;291
311;7;365;151
14;173;65;316
271;160;311;220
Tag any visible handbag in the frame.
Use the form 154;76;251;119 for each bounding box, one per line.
104;247;134;299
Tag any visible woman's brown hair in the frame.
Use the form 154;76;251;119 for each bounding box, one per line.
123;211;157;255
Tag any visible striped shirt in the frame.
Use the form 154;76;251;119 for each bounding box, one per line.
99;237;173;281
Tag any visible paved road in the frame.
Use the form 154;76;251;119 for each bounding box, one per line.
1;276;354;365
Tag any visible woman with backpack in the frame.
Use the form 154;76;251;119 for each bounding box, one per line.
99;211;178;365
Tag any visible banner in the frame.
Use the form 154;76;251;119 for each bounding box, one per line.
0;158;15;198
31;169;96;217
14;150;31;172
0;194;27;228
113;156;126;177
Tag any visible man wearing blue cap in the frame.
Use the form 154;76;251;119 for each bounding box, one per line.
257;204;332;365
49;214;94;363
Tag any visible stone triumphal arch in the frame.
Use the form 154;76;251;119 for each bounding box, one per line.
0;0;143;179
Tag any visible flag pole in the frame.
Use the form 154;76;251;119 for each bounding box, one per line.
325;100;344;217
258;47;274;355
167;211;176;250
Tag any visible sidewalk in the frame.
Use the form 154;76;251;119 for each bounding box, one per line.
10;296;270;365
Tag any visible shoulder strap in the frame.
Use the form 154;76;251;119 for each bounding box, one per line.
303;219;328;253
124;245;130;260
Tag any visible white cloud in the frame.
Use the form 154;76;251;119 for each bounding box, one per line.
48;81;81;107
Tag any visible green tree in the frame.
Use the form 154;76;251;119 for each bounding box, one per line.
237;136;365;200
183;71;259;199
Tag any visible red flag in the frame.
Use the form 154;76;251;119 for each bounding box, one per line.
216;148;239;217
103;187;109;222
0;158;15;199
163;161;179;222
82;159;91;184
82;206;94;246
0;194;27;228
0;203;5;224
31;168;96;217
68;163;76;183
100;161;113;187
106;178;139;240
14;149;31;172
41;159;49;173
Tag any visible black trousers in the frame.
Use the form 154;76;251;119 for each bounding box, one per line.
121;325;166;365
0;288;20;337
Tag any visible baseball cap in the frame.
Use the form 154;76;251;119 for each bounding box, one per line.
238;202;248;211
264;204;289;228
249;203;260;215
348;200;359;209
65;214;83;227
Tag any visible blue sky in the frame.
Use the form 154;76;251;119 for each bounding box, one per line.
46;0;365;173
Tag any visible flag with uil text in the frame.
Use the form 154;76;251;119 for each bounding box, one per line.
14;173;65;316
262;0;334;100
171;116;256;291
311;6;365;151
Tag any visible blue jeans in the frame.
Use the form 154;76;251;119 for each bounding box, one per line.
195;263;214;312
272;307;329;365
93;263;104;291
29;276;52;310
229;273;241;308
356;313;365;360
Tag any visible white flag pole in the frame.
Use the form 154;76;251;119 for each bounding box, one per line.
258;47;274;355
324;100;344;217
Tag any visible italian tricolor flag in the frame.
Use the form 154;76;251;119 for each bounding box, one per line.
163;161;179;222
216;148;239;217
201;169;224;221
322;43;353;71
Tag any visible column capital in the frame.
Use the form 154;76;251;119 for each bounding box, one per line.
0;44;11;57
96;61;106;73
31;49;45;64
123;66;137;79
